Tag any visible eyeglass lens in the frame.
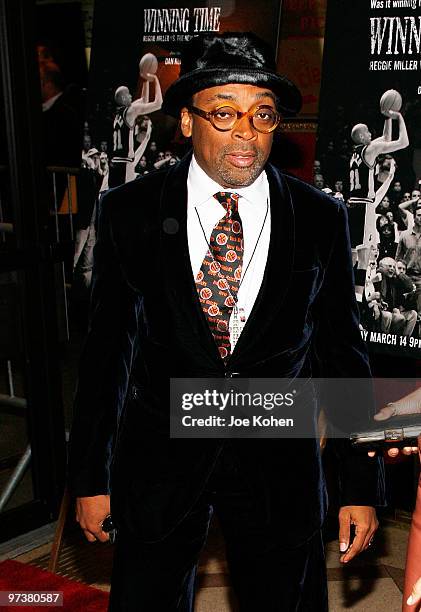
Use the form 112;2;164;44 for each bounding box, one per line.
211;106;278;132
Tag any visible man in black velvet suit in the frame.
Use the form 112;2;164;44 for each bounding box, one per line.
69;33;384;611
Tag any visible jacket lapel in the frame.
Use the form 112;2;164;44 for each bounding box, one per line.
160;153;224;366
227;164;295;363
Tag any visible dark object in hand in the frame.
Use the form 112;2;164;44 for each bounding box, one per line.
101;514;117;544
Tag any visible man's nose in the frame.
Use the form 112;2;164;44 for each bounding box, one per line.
231;114;256;140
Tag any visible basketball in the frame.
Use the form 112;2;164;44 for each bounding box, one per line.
139;53;158;81
380;89;402;116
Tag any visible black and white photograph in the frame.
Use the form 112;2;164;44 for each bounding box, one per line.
316;0;421;356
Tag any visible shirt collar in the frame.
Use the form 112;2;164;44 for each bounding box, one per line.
188;154;268;210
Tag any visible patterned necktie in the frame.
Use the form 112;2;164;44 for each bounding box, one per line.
195;192;244;361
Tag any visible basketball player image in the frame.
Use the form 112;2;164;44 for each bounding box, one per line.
109;53;162;188
350;90;409;322
126;116;152;183
348;89;409;249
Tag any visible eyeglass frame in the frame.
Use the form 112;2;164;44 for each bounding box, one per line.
188;103;282;133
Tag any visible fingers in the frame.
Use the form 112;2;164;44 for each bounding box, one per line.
340;525;366;563
82;529;97;543
386;446;418;457
75;495;111;544
407;576;421;607
402;446;418;455
339;508;378;564
79;521;110;543
338;508;351;555
340;526;371;563
374;405;396;421
360;517;379;552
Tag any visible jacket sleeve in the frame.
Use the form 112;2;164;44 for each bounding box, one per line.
313;200;385;507
67;193;142;497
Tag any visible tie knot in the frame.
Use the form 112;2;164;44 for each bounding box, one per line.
214;191;240;214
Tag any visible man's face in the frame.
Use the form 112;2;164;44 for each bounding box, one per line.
360;125;372;144
379;216;393;238
83;135;91;151
412;190;421;199
415;209;421;227
121;89;132;106
393;181;402;192
180;84;275;188
314;174;325;189
396;261;406;276
379;259;396;277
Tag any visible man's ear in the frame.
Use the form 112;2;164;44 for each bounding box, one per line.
180;107;192;138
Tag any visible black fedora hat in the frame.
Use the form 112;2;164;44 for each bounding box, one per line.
162;32;302;118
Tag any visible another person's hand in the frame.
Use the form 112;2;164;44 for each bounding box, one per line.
338;505;378;563
407;576;421;607
75;494;111;542
367;401;420;458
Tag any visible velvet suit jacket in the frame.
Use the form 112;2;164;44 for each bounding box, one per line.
68;154;384;546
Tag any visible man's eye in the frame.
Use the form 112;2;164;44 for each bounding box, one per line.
256;112;272;121
215;111;234;120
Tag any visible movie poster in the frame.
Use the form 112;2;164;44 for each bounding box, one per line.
316;0;421;357
85;0;282;187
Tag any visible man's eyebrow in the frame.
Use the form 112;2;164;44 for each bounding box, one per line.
204;91;276;103
205;93;237;102
255;91;276;103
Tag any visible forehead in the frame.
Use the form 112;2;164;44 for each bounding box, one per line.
193;83;277;107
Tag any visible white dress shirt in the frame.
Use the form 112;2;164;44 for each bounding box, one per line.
187;155;271;346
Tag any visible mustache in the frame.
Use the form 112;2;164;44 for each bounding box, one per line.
221;144;259;155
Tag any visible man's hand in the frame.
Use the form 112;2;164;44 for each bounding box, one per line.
76;494;111;543
367;403;420;458
338;506;378;563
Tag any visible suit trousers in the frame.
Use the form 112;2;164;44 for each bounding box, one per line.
108;444;328;612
